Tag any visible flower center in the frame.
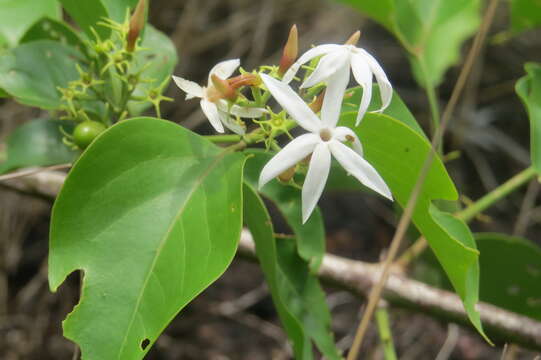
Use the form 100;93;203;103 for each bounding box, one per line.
319;128;332;142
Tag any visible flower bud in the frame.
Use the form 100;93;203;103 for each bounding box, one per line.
127;0;147;52
344;30;361;46
278;165;296;183
210;74;237;101
278;25;298;76
309;90;325;113
228;73;261;89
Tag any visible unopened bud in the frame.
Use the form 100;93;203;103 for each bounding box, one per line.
278;25;298;76
127;0;147;52
309;90;325;113
344;30;361;46
211;74;237;101
228;74;261;89
278;165;296;183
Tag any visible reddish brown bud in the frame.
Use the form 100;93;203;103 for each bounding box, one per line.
210;74;237;101
278;165;296;182
227;74;262;89
344;30;361;46
309;90;325;113
127;0;147;52
278;25;298;76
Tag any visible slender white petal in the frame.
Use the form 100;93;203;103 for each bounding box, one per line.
329;140;392;200
208;59;240;84
351;53;373;125
302;143;331;223
321;64;350;128
301;50;349;89
258;134;320;189
358;49;392;112
282;44;342;84
228;104;268;118
334;126;363;156
260;74;321;132
218;111;245;135
172;76;204;100
200;99;224;133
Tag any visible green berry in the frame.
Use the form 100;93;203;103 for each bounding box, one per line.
73;121;107;149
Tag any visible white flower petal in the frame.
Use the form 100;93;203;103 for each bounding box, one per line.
172;75;204;99
351;53;373;125
358;49;392;112
258;133;320;189
301;50;349;89
334;126;363;156
321;64;350;128
208;59;240;84
260;74;321;132
329;140;392;200
219;111;245;135
228;104;268;118
200;99;224;133
282;44;342;84
302;143;331;223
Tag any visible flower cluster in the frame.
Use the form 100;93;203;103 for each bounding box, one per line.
172;28;393;223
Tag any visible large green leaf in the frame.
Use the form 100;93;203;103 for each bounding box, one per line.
243;184;341;360
20;17;87;55
337;111;488;340
49;117;246;359
337;0;480;88
516;63;541;174
510;0;541;33
0;0;59;48
476;233;541;321
128;25;178;116
0;119;77;174
0;40;82;109
244;151;326;272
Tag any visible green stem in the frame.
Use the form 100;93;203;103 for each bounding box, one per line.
425;83;441;139
204;134;243;143
375;305;398;360
457;166;537;222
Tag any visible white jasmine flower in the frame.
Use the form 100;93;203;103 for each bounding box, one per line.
259;74;392;223
282;43;392;126
172;59;266;134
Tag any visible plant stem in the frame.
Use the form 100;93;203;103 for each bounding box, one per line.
205;134;243;143
375;304;398;360
425;83;442;152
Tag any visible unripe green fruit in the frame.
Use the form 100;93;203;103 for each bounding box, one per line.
73;121;107;149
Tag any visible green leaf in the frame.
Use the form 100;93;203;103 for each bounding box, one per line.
0;40;82;109
510;0;541;33
49;117;246;359
0;118;77;174
101;0;140;24
342;85;425;137
339;111;488;340
20;17;87;55
516;63;541;174
243;183;341;360
337;0;481;87
0;0;59;48
128;25;178;116
476;233;541;321
244;151;326;272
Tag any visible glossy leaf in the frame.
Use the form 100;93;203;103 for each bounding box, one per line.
128;25;178;116
516;63;541;174
244;151;326;271
0;0;59;48
243;183;341;360
510;0;541;33
0;40;82;109
337;0;480;87
20;17;86;55
0;119;77;174
49;117;246;359
338;111;488;340
342;85;425;137
476;233;541;321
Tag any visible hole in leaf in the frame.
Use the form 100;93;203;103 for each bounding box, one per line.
507;285;520;296
526;264;540;277
140;338;150;350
